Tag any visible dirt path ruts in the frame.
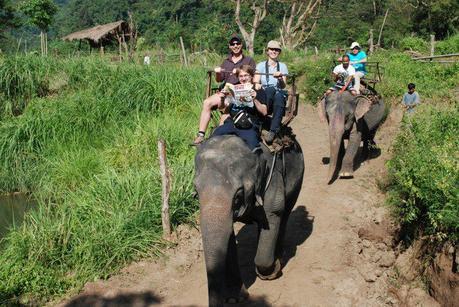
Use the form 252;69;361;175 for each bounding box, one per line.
58;104;436;307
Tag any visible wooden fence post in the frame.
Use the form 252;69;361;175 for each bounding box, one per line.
157;139;171;239
369;29;374;54
180;36;188;67
314;46;319;55
430;34;435;57
377;9;389;47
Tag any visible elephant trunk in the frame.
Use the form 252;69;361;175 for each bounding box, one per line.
327;107;345;184
199;190;236;307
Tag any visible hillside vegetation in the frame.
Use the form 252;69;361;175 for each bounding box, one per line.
0;56;203;303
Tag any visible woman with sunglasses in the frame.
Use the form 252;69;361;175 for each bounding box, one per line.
211;65;267;152
193;36;256;145
253;40;289;144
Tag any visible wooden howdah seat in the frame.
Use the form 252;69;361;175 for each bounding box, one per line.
205;70;299;131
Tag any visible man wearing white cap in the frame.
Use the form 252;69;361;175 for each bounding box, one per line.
254;40;288;144
347;42;367;94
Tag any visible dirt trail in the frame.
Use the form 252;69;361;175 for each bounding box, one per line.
60;104;437;306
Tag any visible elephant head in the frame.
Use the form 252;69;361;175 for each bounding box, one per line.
194;135;264;306
319;91;373;183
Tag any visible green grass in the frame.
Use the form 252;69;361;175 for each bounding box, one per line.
386;103;459;242
0;56;203;303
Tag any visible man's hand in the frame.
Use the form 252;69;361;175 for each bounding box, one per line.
273;71;283;78
214;67;222;73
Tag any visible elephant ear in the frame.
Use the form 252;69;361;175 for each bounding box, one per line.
355;97;372;120
318;98;327;123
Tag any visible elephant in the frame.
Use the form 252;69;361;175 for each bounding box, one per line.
194;133;304;306
319;90;385;183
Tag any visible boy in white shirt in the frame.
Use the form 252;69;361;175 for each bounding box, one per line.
326;55;357;96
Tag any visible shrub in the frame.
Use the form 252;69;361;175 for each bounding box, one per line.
387;104;459;242
399;36;428;53
435;34;459;54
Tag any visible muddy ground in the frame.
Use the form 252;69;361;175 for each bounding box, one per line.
58;104;441;307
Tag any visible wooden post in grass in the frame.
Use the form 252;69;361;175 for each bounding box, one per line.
314;46;319;55
430;35;435;57
180;36;188;67
157;139;171;239
369;29;374;54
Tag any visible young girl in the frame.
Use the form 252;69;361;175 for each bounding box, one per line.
211;65;267;152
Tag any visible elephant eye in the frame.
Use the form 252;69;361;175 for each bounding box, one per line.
233;188;244;207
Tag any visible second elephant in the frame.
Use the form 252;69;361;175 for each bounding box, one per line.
319;90;385;183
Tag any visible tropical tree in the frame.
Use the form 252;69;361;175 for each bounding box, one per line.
234;0;269;56
0;0;17;40
19;0;58;56
278;0;322;50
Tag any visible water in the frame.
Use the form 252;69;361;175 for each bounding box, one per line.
0;194;35;242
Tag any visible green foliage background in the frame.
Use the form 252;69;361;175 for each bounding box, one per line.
1;0;458;53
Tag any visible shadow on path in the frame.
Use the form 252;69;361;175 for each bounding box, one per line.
236;205;314;289
64;291;162;307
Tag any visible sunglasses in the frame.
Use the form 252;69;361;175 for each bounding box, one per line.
269;48;281;52
229;42;241;46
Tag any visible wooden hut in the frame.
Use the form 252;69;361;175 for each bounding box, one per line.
62;20;131;56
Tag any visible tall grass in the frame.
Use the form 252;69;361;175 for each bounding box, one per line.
0;56;203;303
387;104;459;242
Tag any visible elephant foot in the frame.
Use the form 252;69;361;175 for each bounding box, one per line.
256;259;282;280
225;288;249;304
339;171;354;179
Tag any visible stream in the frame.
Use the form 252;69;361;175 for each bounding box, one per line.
0;194;35;243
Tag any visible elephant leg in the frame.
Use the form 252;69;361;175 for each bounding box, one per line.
340;122;361;177
200;198;240;306
274;209;292;260
274;180;302;260
254;174;285;280
225;231;247;302
361;137;370;162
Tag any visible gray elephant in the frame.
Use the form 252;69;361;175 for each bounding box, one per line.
319;90;385;183
194;134;304;306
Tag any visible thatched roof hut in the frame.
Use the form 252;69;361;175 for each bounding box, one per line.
62;20;130;48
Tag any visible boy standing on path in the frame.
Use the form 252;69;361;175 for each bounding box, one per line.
402;83;421;113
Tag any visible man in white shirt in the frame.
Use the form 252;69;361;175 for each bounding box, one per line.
326;55;357;96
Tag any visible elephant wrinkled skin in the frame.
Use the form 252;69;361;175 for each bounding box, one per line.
319;91;385;183
194;135;304;306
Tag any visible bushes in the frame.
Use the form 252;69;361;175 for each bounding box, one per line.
369;51;459;99
291;54;334;104
399;36;428;53
0;56;203;302
436;34;459;54
387;104;459;242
